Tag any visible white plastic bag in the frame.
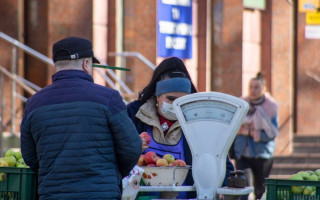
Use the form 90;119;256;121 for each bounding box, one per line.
122;165;144;200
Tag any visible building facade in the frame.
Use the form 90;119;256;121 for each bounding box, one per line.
0;0;318;155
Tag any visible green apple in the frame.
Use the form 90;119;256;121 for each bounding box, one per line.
4;150;15;158
290;174;303;181
315;169;320;176
14;151;22;160
0;173;5;181
303;186;314;195
4;156;16;167
0;160;8;167
16;158;25;167
308;174;319;181
307;170;315;175
163;154;175;164
16;164;27;168
298;171;310;180
291;186;303;194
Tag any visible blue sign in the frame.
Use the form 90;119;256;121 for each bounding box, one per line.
157;0;193;59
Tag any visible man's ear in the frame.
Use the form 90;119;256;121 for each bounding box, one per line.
82;58;90;73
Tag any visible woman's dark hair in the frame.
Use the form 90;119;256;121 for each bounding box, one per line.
252;72;266;87
138;57;197;103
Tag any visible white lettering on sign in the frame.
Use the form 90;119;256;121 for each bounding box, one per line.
165;36;187;50
159;21;192;36
162;0;191;7
172;7;180;20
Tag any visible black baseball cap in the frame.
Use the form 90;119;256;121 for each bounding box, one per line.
52;36;100;63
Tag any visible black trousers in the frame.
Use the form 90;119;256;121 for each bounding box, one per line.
235;157;273;200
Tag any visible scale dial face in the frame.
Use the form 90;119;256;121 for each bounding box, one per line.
180;100;237;124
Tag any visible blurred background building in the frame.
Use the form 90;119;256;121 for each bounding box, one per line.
0;0;320;176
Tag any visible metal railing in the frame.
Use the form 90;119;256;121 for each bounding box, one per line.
0;32;145;143
108;51;156;71
0;64;37;154
0;32;134;96
0;32;156;146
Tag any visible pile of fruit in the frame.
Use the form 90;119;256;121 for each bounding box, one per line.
138;132;186;167
0;149;28;168
288;170;320;196
137;151;186;167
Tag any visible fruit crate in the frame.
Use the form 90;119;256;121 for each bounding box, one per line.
0;167;37;200
266;178;320;200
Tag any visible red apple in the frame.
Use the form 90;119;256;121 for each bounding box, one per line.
168;162;174;167
173;159;186;167
140;132;151;145
137;155;145;166
163;154;175;163
147;163;156;167
144;151;158;164
156;158;169;167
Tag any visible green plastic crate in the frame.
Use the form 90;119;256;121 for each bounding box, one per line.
266;178;320;200
0;167;37;200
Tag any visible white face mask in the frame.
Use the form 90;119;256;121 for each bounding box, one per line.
160;101;177;121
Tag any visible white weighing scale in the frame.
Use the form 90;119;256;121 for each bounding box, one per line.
139;92;253;200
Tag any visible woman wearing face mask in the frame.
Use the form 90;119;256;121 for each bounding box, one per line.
233;72;278;200
126;57;234;199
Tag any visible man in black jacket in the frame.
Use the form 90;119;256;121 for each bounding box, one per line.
20;37;142;200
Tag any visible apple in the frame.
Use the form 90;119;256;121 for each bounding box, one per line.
156;158;168;167
0;173;5;181
4;156;16;167
163;154;175;163
0;160;8;167
173;159;186;167
144;151;158;164
14;151;22;160
140;132;151;145
291;186;303;194
308;174;319;181
137;155;145;166
147;163;156;167
298;171;310;180
303;186;314;195
4;150;15;158
16;164;27;168
16;158;26;167
290;174;303;181
168;162;174;167
290;174;304;194
307;170;315;175
315;169;320;176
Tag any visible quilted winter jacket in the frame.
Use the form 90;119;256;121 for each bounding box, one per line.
20;70;142;200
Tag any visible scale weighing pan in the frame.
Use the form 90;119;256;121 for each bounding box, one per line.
173;92;249;200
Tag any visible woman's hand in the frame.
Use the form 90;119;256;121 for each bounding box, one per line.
141;138;149;152
237;124;250;135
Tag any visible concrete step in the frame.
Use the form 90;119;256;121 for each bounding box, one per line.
293;143;320;153
269;174;291;179
294;135;320;143
273;153;320;164
270;135;320;178
270;163;320;175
